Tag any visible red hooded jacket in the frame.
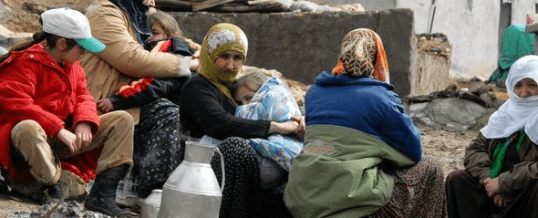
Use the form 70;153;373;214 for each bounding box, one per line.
0;43;100;181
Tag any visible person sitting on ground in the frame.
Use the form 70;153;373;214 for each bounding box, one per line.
80;0;196;198
446;55;538;218
0;8;134;217
96;10;199;113
179;23;304;218
283;28;447;218
487;24;535;87
200;72;304;191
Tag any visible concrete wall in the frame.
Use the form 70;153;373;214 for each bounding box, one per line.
170;9;415;96
418;0;500;78
400;0;535;79
317;0;537;79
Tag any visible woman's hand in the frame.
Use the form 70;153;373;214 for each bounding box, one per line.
97;98;114;113
143;0;155;7
75;122;93;150
190;55;200;72
493;194;507;208
483;177;500;198
291;116;305;138
57;129;77;152
270;120;299;135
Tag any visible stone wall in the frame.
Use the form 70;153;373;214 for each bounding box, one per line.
169;8;415;96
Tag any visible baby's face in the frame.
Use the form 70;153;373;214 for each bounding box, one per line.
234;84;256;105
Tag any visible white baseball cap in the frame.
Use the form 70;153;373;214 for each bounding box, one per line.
41;8;106;53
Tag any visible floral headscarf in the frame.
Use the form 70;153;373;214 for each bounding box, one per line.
199;23;248;103
331;28;389;83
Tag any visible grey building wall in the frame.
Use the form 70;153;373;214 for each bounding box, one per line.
399;0;536;79
315;0;538;79
170;9;415;96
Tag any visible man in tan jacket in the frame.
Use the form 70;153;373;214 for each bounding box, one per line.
80;0;194;123
79;0;196;215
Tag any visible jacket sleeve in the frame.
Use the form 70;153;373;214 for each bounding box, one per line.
86;5;189;78
0;61;64;137
111;77;186;110
380;94;422;162
463;133;492;183
181;78;271;140
72;63;100;133
497;139;538;200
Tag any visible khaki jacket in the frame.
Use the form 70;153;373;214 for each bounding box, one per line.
284;124;416;218
80;0;182;123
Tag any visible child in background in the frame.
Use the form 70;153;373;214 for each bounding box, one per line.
202;72;304;191
96;11;199;113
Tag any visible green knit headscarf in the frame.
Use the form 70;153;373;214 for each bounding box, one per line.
199;23;248;103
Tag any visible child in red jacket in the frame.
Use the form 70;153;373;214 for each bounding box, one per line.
0;8;134;217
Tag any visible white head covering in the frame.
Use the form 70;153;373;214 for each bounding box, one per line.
481;55;538;143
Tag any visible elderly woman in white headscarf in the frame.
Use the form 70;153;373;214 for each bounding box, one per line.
446;55;538;218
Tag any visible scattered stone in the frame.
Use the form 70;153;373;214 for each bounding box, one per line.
21;200;123;218
22;2;48;14
458;89;481;105
403;94;435;103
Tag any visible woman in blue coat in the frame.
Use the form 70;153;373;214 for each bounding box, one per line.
284;28;446;218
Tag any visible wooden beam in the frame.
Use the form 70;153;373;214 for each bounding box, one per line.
192;0;236;11
208;2;288;13
155;0;193;11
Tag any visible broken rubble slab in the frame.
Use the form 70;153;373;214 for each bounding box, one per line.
408;97;490;132
423;98;487;132
0;24;32;50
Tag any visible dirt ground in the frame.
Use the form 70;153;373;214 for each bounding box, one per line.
0;125;479;217
0;0;95;33
0;0;482;216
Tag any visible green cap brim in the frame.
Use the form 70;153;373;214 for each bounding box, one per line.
75;37;106;53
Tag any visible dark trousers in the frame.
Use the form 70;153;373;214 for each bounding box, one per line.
445;169;538;218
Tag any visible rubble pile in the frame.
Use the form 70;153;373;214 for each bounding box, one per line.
12;200;116;218
404;78;507;132
416;33;451;60
155;0;364;13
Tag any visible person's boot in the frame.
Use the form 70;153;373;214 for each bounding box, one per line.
41;182;62;205
84;164;130;217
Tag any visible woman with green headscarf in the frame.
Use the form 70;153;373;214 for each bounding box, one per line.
488;24;535;85
179;23;302;218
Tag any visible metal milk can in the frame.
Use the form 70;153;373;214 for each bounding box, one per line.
158;141;225;218
140;189;162;218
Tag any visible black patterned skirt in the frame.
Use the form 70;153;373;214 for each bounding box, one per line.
131;99;184;197
211;137;292;218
